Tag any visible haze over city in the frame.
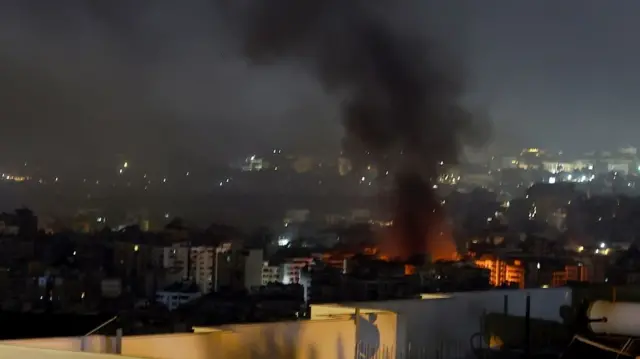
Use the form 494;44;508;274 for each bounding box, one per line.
2;1;639;174
1;3;640;357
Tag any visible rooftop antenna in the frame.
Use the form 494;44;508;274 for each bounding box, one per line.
81;316;121;353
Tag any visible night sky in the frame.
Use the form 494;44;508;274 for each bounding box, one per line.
0;0;638;173
465;1;640;154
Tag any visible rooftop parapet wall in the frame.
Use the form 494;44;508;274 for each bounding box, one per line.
314;287;573;357
0;343;141;359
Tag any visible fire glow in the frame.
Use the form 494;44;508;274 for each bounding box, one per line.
377;173;458;263
234;0;483;269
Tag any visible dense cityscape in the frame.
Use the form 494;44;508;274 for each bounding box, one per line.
2;1;640;359
1;146;640;326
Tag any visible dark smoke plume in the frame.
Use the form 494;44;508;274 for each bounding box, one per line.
229;0;487;260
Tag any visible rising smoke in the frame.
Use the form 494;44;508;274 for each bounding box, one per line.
0;1;338;175
229;0;488;261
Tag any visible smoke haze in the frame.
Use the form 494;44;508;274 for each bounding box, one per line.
229;0;487;259
0;0;341;175
0;1;488;247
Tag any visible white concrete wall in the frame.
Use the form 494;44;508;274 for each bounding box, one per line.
3;289;569;359
215;319;357;359
120;332;222;359
3;317;391;359
1;336;113;353
0;343;139;359
336;288;572;356
120;320;367;359
5;332;230;359
283;307;398;359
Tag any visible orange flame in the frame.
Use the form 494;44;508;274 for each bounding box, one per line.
404;264;416;275
425;221;458;261
377;219;458;262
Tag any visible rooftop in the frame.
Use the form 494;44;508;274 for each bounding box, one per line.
0;288;572;359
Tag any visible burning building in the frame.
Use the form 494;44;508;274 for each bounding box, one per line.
384;173;458;262
230;0;488;262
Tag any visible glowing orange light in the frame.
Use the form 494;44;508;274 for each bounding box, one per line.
404;264;416;275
